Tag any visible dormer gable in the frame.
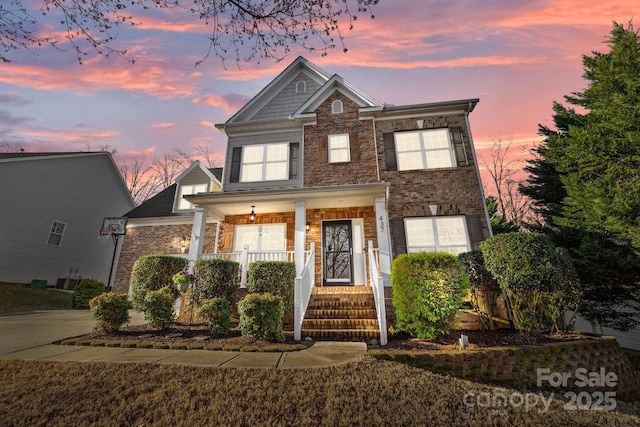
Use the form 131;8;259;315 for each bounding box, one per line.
293;74;383;119
173;161;222;212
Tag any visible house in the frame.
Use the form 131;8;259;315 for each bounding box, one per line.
0;152;135;289
111;163;223;295
180;57;492;343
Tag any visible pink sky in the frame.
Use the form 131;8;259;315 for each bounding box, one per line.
0;1;636;195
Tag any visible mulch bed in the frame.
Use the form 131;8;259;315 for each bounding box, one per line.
69;321;592;352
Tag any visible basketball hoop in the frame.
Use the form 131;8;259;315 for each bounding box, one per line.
97;229;114;244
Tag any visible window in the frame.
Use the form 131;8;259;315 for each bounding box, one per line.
328;134;350;163
240;143;288;182
233;224;286;252
395;129;455;171
404;216;470;255
177;183;208;210
47;221;66;246
296;81;306;93
331;100;343;114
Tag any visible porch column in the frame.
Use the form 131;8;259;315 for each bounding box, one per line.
294;200;306;276
374;196;392;277
187;208;207;271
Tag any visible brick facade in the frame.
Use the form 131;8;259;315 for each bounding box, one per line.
112;222;221;294
375;114;491;251
304;92;378;187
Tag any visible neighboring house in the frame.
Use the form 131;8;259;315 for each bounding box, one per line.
180;57;491;343
112;162;223;295
0;152;135;289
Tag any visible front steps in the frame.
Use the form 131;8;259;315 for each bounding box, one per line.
301;286;381;342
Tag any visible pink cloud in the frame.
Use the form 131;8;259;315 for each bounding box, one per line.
193;94;248;113
152;122;175;129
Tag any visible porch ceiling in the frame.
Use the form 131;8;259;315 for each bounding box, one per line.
184;183;389;220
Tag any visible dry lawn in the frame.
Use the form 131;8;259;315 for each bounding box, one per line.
1;358;638;426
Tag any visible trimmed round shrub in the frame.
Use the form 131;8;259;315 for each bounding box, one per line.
237;293;284;342
391;252;469;340
71;279;106;309
130;255;185;311
458;251;502;330
480;232;582;333
143;286;176;329
196;298;232;337
192;259;240;306
89;292;130;333
247;261;295;312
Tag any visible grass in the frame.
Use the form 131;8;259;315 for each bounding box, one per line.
0;358;638;426
0;285;71;313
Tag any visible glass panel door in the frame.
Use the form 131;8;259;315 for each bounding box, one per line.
323;220;353;285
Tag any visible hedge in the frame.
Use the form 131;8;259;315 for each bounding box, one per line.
130;255;185;311
247;261;295;312
192;259;240;306
71;279;106;309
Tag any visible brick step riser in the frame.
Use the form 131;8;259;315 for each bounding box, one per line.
305;309;377;319
307;301;375;310
302;319;379;329
309;295;375;302
311;287;374;295
301;329;380;342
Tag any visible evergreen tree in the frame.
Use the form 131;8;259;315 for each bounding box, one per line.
519;22;640;332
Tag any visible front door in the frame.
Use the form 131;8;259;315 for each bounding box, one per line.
323;220;353;286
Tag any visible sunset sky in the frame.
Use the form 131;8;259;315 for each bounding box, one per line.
1;1;637;187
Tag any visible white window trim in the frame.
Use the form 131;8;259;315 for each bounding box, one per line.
177;183;208;210
47;220;66;246
296;81;306;93
404;216;470;255
331;100;343;114
395;129;455;171
240;143;289;183
233;224;287;252
328;133;351;163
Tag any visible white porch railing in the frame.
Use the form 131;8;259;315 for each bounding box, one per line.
200;249;309;287
294;242;315;341
368;240;388;345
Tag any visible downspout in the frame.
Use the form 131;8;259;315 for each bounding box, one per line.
464;106;515;329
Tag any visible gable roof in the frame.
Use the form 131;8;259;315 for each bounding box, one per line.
126;167;222;219
294;74;382;118
0;151;135;207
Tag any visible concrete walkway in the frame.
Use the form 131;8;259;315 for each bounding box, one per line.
0;310;367;369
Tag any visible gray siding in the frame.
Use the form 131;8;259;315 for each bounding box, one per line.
223;130;303;192
573;313;640;351
0;154;135;287
252;73;323;121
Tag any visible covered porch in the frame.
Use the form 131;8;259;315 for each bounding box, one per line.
183;183;392;344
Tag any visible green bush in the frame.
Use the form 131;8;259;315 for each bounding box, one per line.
458;251;502;330
481;232;582;333
89;292;130;333
192;259;240;306
70;279;106;309
237;293;284;342
391;252;469;339
143;287;176;329
130;255;185;311
196;298;232;337
247;261;295;312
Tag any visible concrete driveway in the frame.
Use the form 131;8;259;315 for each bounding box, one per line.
0;310;145;355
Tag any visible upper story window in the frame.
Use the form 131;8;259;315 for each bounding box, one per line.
404;216;470;255
233;224;286;252
47;220;66;246
296;81;306;93
395;129;455;171
241;143;288;182
177;183;208;210
230;142;299;184
331;100;343;114
328;134;350;163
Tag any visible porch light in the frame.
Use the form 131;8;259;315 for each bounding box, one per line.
306;222;310;231
249;206;256;222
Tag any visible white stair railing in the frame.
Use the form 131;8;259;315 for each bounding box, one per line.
294;242;315;341
368;240;388;345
